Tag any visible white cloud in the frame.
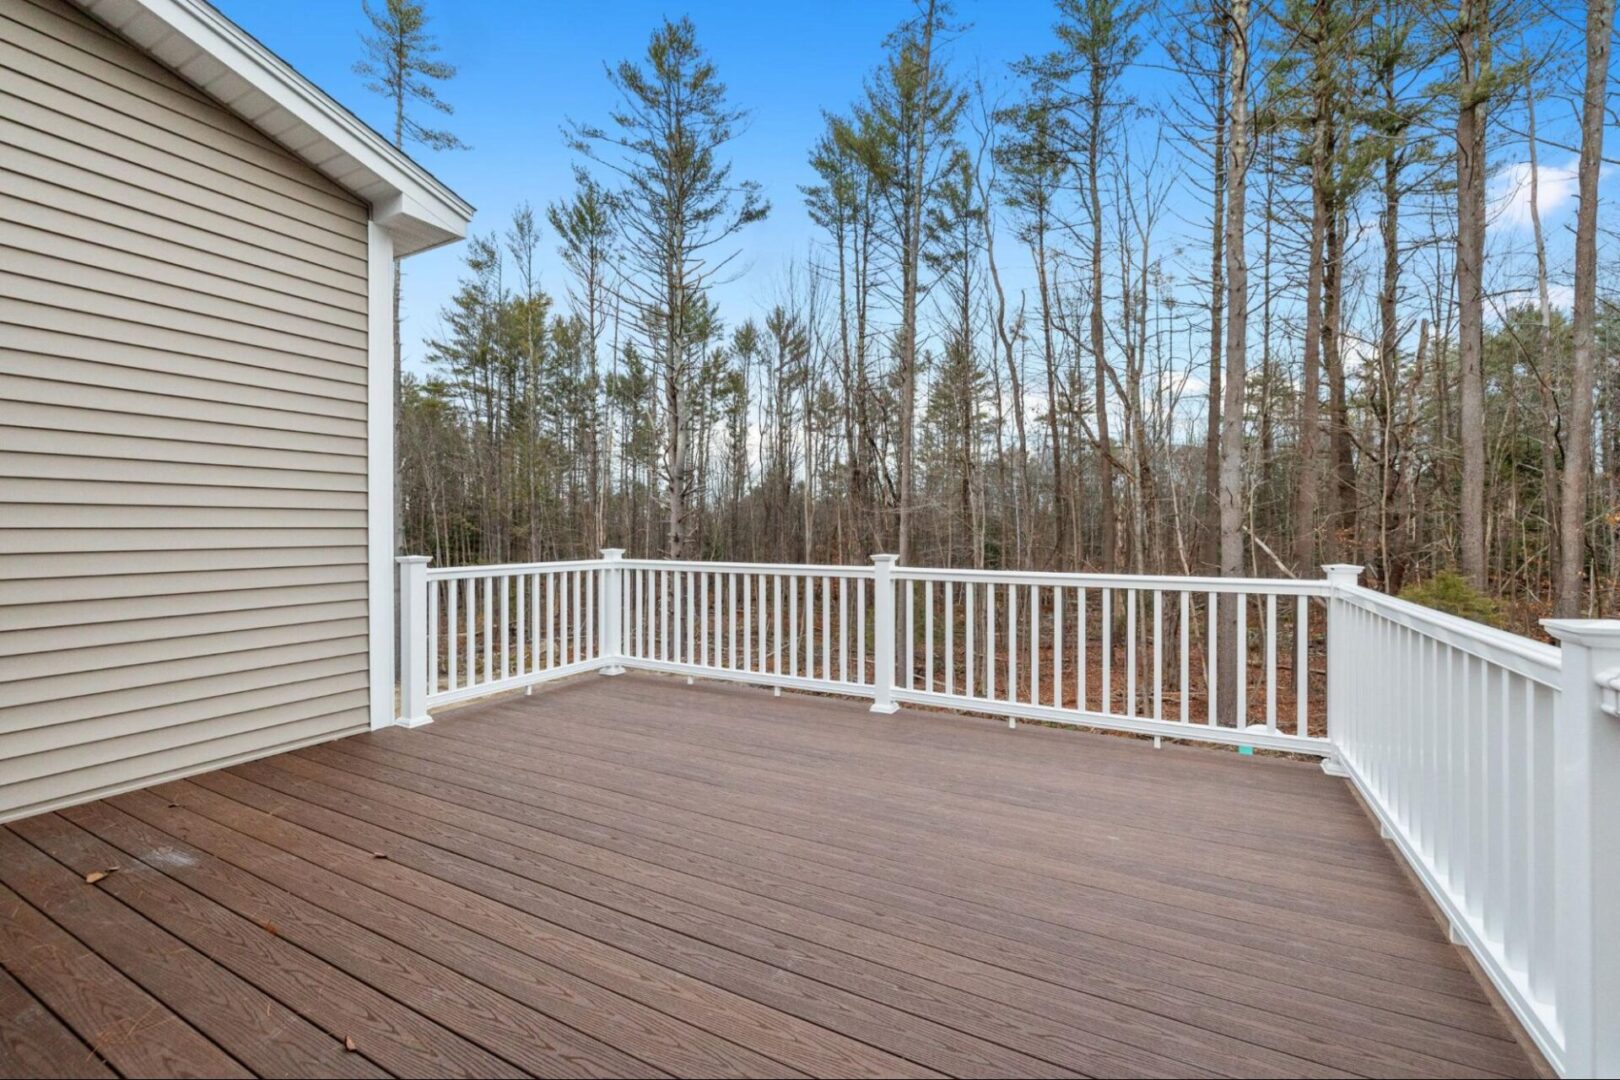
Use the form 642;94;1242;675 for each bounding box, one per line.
1488;158;1579;230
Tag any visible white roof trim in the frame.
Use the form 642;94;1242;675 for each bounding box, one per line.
72;0;474;256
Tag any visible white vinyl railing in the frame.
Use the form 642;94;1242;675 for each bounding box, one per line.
616;558;877;696
887;563;1334;754
1330;585;1563;1064
1323;588;1620;1079
396;556;607;716
396;551;1620;1078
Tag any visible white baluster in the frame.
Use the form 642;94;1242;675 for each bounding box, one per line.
1053;587;1063;709
427;574;439;696
1153;589;1163;720
447;575;459;690
840;576;850;683
1180;590;1189;724
482;575;494;684
924;580;934;692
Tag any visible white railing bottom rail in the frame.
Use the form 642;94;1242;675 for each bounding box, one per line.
396;552;1619;1078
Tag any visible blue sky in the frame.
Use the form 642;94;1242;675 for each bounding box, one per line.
215;0;1593;381
215;0;1071;373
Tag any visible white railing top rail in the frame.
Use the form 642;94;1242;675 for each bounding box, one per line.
1333;581;1561;688
425;558;605;580
423;554;1339;596
618;557;873;577
890;564;1331;596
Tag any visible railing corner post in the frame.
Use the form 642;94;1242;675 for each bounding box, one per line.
1318;564;1362;775
1321;563;1363;590
1543;618;1620;1078
599;549;626;675
870;554;899;714
395;555;432;728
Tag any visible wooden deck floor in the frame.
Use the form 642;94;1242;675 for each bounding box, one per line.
0;673;1541;1079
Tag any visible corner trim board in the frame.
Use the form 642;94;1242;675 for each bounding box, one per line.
366;221;395;731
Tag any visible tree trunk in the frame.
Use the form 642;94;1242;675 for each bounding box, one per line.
1525;81;1562;594
1376;137;1404;590
1558;0;1613;615
1218;0;1250;727
1326;198;1355;562
1294;90;1328;573
1456;0;1488;588
1202;27;1228;573
1088;74;1116;572
1036;232;1067;567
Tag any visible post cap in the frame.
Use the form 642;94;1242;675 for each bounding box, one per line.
870;553;898;566
395;555;432;565
1321;564;1363;586
600;548;626;559
1542;619;1620;648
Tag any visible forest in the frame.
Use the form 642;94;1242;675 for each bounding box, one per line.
366;0;1620;634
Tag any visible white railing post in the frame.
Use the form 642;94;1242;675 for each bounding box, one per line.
870;554;899;714
1318;564;1362;774
599;549;626;675
395;556;432;728
1542;619;1620;1078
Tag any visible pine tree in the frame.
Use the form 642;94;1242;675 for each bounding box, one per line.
568;17;767;556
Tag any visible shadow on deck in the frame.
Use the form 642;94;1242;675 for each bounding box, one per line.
0;672;1542;1078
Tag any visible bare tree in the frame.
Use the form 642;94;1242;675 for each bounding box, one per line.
1454;0;1490;587
1218;0;1252;723
1558;0;1614;615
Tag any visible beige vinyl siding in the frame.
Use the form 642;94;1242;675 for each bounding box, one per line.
0;0;373;821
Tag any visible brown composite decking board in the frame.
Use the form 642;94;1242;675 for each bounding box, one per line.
0;673;1542;1079
6;810;526;1079
0;879;246;1078
0;827;384;1080
382;693;1529;1075
290;733;1507;1039
259;738;1483;1075
278;728;1518;1072
0;960;114;1079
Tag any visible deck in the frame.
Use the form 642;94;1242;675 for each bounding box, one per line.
0;672;1541;1079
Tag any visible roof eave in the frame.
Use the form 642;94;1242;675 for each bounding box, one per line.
72;0;473;257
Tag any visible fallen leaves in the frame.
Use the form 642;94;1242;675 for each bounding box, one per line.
344;1036;358;1052
370;851;388;860
84;868;117;884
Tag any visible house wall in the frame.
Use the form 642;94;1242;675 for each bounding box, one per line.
0;0;374;820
